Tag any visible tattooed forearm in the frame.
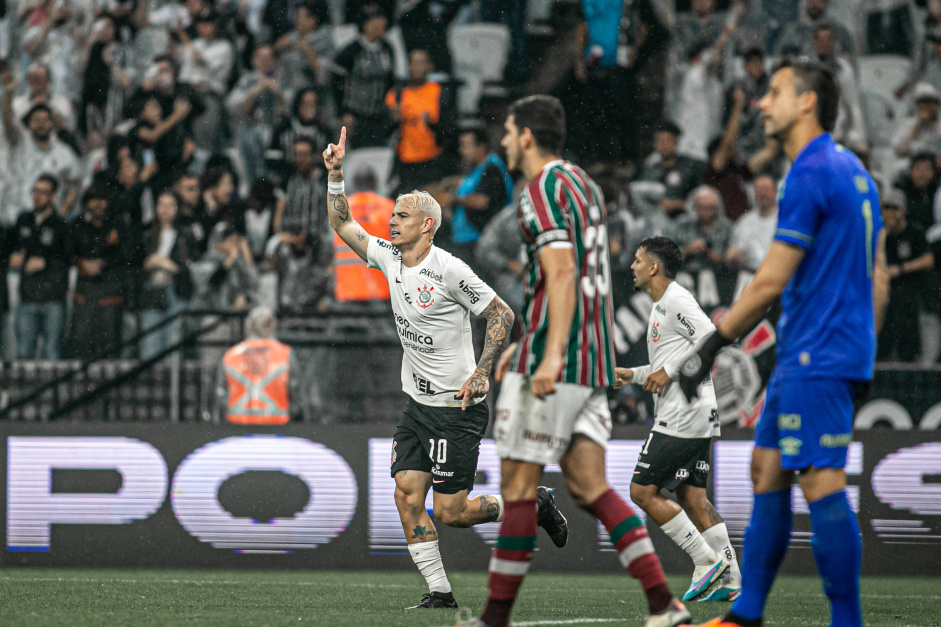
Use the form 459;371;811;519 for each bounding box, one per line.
355;229;367;241
328;169;344;182
476;297;515;378
328;192;351;225
411;524;438;542
478;495;500;522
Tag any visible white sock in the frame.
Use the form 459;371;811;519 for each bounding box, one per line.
661;510;721;567
702;523;741;586
408;540;452;594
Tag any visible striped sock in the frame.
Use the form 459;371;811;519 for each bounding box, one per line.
480;499;537;627
589;489;671;614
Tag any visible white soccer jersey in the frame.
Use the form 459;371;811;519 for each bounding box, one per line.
367;237;496;408
630;281;719;439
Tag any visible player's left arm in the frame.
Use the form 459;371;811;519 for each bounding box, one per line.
456;295;514;410
873;228;889;334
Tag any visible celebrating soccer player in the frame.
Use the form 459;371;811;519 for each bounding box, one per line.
679;58;889;627
322;128;568;610
465;96;689;627
614;236;740;603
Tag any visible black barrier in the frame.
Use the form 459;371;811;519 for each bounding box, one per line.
1;423;939;575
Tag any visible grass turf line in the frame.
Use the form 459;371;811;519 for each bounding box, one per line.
0;569;938;627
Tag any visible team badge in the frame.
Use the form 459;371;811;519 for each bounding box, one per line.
650;321;661;343
416;284;435;309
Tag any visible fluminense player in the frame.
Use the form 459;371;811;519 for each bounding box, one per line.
614;236;740;603
465;96;689;627
322;128;568;610
679;57;889;627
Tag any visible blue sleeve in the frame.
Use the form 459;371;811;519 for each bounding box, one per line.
775;170;821;250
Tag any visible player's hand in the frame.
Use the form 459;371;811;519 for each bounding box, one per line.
495;342;517;383
677;330;731;402
456;369;489;410
532;353;563;399
323;126;346;171
613;368;633;389
643;368;670;395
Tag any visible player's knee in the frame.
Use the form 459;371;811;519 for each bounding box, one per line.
629;482;657;509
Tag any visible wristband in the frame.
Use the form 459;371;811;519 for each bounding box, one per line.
327;180;345;195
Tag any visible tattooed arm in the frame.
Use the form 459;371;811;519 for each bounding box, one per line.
456;295;515;410
322;126;371;262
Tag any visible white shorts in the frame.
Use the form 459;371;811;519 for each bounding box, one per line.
494;372;612;465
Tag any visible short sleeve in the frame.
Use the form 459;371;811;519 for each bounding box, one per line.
445;257;497;316
774;172;821;250
366;236;399;275
519;172;572;251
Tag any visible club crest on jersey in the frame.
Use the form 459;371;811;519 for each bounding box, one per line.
416;284;435;309
651;321;662;343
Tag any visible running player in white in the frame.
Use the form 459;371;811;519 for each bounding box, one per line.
322;128;568;610
614;236;741;602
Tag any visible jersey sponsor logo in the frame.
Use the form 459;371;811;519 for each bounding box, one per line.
412;373;437;395
778;413;801;430
377;239;399;251
522;429;570;450
676;313;696;336
458;280;480;305
419;268;443;282
416;284;435;309
820;433;852;448
431;466;454;477
651;321;662;343
636;461;650;469
675;468;690;480
655;304;666;315
535;229;569;248
695;460;709;473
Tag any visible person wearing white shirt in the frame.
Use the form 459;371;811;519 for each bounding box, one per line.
614;236;742;603
726;175;778;272
177;10;233;153
12;64;76;132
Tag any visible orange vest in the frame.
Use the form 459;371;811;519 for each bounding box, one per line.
334;192;394;302
385;82;443;164
223;338;291;425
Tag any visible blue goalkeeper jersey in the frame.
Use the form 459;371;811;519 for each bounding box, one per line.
773;133;883;381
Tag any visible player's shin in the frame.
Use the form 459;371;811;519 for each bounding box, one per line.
661;510;722;567
480;499;537;627
408;540;452;594
702;523;742;586
588;489;672;614
809;491;862;627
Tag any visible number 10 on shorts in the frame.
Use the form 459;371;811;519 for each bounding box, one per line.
428;439;447;464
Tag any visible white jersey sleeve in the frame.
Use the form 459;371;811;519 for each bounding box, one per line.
443;257;497;316
366;236;400;275
662;288;717;379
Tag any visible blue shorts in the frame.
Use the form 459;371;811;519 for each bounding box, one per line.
754;373;857;470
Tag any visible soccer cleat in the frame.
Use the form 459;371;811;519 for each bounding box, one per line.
692;619;743;627
682;557;730;601
698;573;741;603
406;591;458;609
643;597;692;627
536;486;568;548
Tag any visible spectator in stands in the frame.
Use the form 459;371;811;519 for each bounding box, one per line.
274;0;334;102
281;136;327;238
11;174;71;360
893;83;941;159
387;49;449;195
2;70;81;224
216;306;312;424
197;221;258;310
814;23;867;156
126;55;205;139
175;173;209;252
244;179;281;262
267;87;332;187
675;185;731;274
106;151;155;251
332;168;393;305
445;127;513;264
727;47;770;163
865;0;915;56
675;29;733;161
129;94;191;194
774;0;856;59
398;0;465;75
12;63;74;133
672;0;727;63
199;166;242;241
0;224;10;360
65;187;130;359
177;10;234;154
725;174;778;272
636;121;704;216
894;152;939;232
474;203;524;317
139;191;195;360
705;87;781;222
332;2;397;148
880;189;934;362
79;14;133;140
226;44;286;185
22;1;81;103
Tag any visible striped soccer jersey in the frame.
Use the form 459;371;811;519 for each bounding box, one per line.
512;160;616;388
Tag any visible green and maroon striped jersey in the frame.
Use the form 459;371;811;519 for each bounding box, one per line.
512;160;616;388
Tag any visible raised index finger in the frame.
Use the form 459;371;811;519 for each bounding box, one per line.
337;126;346;152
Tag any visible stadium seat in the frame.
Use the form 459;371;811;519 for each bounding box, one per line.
858;54;912;118
447;23;511;113
861;89;895;148
344;147;395;195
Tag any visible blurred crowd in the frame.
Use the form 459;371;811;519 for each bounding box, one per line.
0;0;940;368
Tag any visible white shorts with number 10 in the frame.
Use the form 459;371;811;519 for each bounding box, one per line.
494;372;612;465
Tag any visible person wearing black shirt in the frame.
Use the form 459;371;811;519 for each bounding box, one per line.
893;152;939;232
11;174;71;359
125;55;205;136
129;93;190;193
266;88;332;187
880;190;934;362
64;187;131;360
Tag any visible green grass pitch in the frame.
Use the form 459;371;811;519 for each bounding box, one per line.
0;569;938;626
